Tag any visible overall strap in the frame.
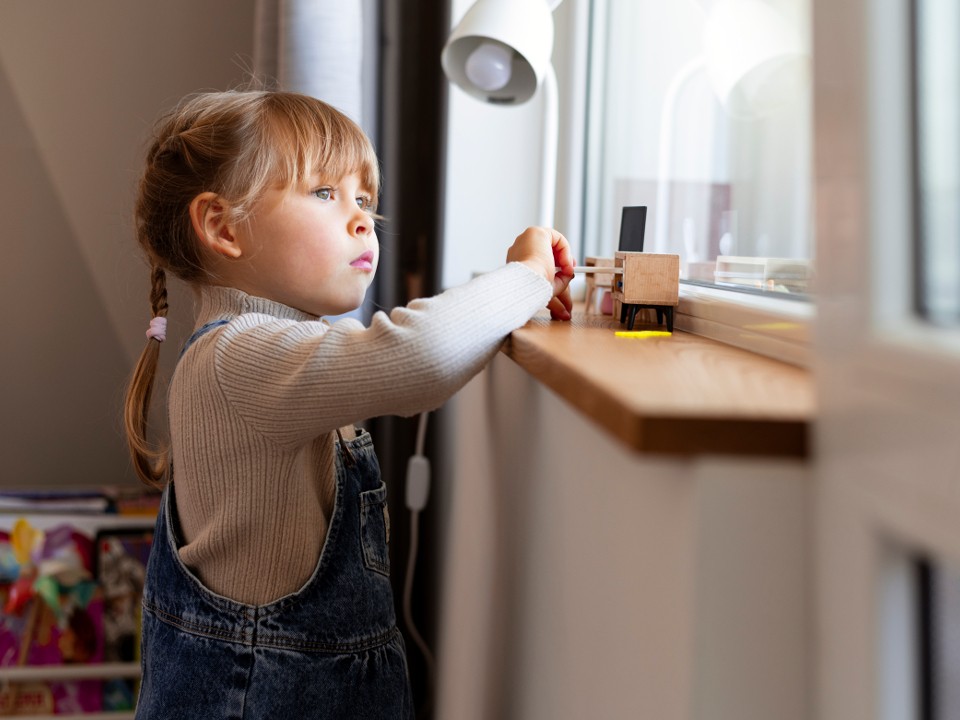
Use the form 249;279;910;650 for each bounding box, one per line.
179;319;230;360
335;428;356;467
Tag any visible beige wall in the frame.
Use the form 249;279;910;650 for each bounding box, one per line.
0;2;255;487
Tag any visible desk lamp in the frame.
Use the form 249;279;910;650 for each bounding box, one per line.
441;0;564;227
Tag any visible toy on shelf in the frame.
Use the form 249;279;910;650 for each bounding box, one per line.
617;206;647;253
612;251;681;332
97;528;153;711
0;518;104;715
584;205;650;316
582;256;617;314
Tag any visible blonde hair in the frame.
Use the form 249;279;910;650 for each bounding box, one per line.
124;90;380;487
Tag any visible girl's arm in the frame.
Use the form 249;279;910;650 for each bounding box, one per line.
211;262;554;447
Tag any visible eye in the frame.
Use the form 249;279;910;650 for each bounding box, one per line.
312;187;333;201
356;195;373;211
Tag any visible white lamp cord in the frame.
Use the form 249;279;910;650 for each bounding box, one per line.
403;411;436;702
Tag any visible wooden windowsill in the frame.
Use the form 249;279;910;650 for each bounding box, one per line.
502;310;814;458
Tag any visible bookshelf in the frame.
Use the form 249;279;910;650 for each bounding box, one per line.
2;714;134;720
0;495;156;719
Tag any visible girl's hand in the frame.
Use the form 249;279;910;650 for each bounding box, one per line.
506;227;575;321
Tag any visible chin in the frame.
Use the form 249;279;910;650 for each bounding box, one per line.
317;300;365;318
303;286;371;318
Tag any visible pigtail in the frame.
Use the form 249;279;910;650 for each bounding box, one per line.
124;265;170;488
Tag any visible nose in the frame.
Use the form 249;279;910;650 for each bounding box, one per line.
350;208;371;237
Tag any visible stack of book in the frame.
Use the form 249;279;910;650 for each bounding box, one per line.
0;491;111;515
0;488;161;516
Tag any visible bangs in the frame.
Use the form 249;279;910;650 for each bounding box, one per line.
262;95;380;202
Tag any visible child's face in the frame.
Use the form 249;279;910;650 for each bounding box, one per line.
232;172;378;316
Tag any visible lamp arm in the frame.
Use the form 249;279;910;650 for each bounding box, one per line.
539;63;559;228
653;55;704;252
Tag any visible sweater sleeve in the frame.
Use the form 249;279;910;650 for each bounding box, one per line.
211;262;552;447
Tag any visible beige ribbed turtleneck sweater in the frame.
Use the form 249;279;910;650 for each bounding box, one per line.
167;262;551;605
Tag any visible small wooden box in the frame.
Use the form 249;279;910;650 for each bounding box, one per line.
612;252;680;331
613;252;680;305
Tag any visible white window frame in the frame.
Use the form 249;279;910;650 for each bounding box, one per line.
868;0;960;362
814;0;960;719
675;282;813;366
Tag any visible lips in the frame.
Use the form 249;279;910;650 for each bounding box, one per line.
350;250;375;271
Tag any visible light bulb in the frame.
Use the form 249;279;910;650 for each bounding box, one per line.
464;42;513;92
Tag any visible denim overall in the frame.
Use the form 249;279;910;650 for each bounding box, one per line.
135;322;414;719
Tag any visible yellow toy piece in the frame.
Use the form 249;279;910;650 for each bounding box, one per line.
615;330;673;339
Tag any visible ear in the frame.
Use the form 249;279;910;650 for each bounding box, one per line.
189;192;242;259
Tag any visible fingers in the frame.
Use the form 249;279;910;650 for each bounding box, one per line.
542;228;573;321
549;228;575;276
546;275;573;320
558;283;573;315
547;295;571;321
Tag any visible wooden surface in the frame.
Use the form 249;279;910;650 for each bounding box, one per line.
502;310;814;457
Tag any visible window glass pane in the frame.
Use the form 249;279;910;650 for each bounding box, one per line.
913;0;960;324
583;0;813;296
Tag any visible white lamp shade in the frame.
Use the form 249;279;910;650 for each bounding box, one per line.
703;0;808;117
442;0;554;105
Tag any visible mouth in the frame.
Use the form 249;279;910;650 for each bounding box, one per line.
350;250;375;271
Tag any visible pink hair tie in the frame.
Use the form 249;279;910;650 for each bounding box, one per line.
146;316;167;342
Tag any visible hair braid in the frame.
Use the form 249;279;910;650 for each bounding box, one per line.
124;265;170;487
150;265;169;320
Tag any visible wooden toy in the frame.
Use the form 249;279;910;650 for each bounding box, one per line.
582;256;616;314
612;251;680;332
618;206;647;252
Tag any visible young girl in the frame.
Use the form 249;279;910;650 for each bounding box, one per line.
125;89;573;718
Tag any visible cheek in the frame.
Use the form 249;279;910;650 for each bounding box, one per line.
292;231;338;267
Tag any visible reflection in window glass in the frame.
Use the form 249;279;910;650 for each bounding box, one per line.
913;0;960;324
583;0;813;295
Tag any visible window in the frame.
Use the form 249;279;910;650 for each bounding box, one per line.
815;0;960;716
911;0;960;325
582;0;813;297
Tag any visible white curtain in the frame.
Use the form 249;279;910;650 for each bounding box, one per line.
254;0;365;126
254;0;377;324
